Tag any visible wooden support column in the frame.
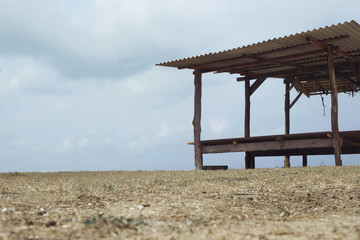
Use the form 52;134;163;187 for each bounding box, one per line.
284;80;291;168
193;70;203;170
245;79;250;138
327;45;342;166
302;154;308;167
244;79;254;169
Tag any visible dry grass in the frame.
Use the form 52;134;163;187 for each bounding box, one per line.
0;166;359;239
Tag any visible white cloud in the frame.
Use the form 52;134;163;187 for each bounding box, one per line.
55;102;65;110
157;124;174;138
59;139;72;152
78;138;89;147
209;118;228;134
126;79;145;93
9;77;21;89
128;135;151;153
9;138;26;147
105;136;113;144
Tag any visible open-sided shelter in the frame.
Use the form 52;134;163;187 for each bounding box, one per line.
157;21;360;170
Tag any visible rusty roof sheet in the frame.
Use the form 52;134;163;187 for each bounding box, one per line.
157;21;360;95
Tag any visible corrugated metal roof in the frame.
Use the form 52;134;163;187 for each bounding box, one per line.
157;21;360;95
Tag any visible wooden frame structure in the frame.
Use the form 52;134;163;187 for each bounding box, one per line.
157;21;360;170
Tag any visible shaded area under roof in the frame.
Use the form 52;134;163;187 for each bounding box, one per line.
157;21;360;96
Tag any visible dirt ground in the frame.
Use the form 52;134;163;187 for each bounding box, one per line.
0;166;359;239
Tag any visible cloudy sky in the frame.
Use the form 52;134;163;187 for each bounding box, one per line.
1;0;359;172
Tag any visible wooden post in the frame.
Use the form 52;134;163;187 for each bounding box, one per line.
284;80;291;168
302;154;308;167
245;79;250;138
327;45;342;166
193;70;203;170
244;79;254;168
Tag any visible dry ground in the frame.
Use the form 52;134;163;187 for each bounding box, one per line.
0;166;359;240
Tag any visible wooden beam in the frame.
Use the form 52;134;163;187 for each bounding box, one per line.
193;70;203;170
233;57;346;80
284;81;291;168
327;45;342;166
202;138;334;154
290;92;303;109
250;77;266;96
246;55;306;71
215;49;326;74
291;78;310;98
335;49;359;62
336;72;359;90
307;37;358;62
237;76;257;81
314;80;326;93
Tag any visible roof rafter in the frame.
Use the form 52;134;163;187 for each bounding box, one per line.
306;37;359;62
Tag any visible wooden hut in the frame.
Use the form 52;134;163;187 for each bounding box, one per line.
157;21;360;170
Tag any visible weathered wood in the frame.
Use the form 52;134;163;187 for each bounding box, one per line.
244;79;252;169
193;70;203;170
291;78;310;98
202;138;334;154
327;45;342;166
302;154;308;167
285;82;290;135
290;92;302;109
203;165;228;170
250;154;255;169
244;142;360;157
250;77;266;96
244;79;251;138
195;130;360;146
233;56;345;80
306;37;359;62
307;37;358;62
284;81;291;168
214;49;327;74
245;152;255;169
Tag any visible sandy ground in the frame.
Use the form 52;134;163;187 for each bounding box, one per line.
0;166;359;239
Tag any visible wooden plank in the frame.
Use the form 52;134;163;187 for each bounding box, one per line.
247;143;359;157
307;37;358;62
195;130;360;146
327;45;342;166
233;54;350;80
291;78;310;98
290;92;302;109
284;81;291;168
215;49;327;74
314;80;326;93
202;138;334;154
193;70;203;170
250;77;266;96
334;49;359;62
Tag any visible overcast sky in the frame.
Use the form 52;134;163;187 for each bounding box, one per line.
1;0;359;172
